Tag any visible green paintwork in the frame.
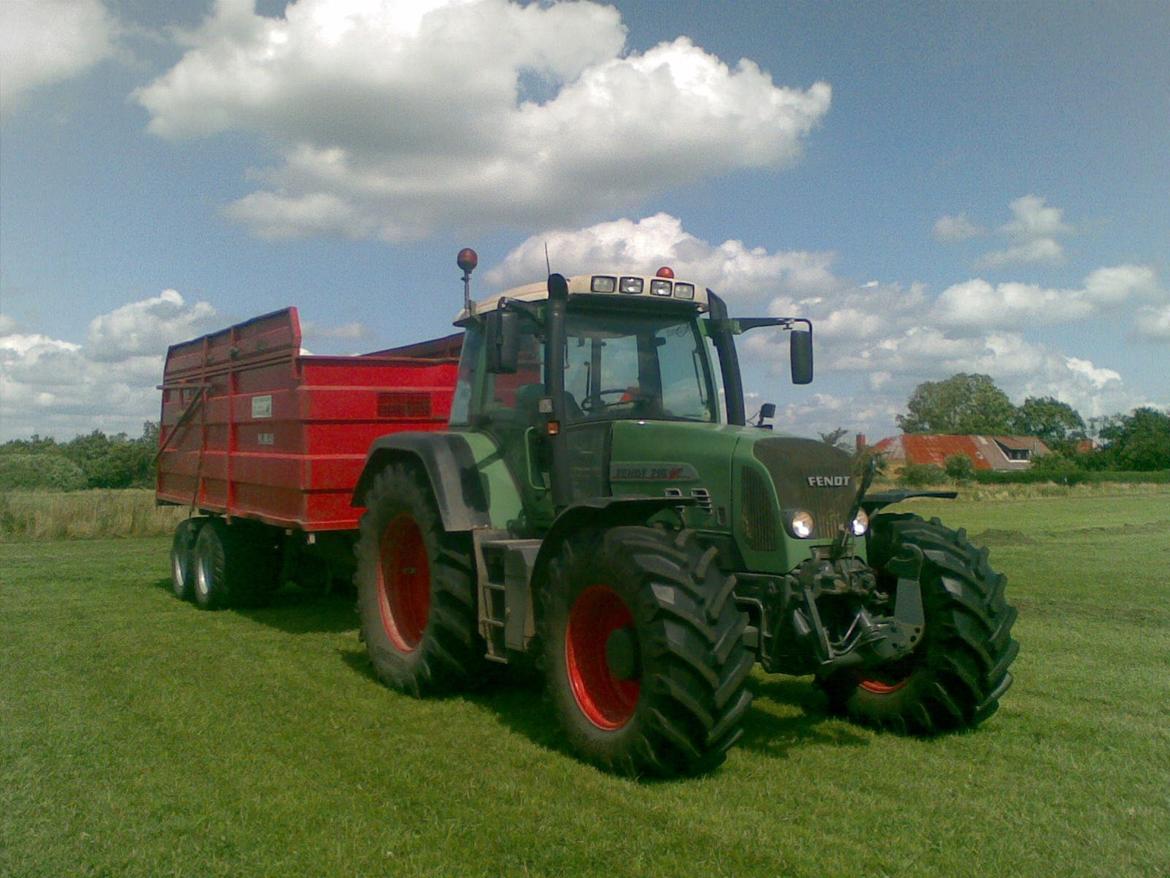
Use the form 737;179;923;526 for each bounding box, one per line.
458;430;526;532
607;421;858;575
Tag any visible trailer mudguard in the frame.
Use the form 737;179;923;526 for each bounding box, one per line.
353;432;492;532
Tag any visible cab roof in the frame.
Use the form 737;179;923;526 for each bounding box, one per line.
457;272;710;322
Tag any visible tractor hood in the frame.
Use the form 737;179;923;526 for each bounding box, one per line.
607;421;857;573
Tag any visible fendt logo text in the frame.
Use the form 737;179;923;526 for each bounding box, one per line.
806;475;851;487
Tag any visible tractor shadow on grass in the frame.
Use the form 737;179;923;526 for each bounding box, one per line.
236;586;359;634
337;645;866;772
738;677;870;758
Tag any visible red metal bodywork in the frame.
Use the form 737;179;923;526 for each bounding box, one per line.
156;308;460;532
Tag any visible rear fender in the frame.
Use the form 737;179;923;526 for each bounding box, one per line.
353;432;491;532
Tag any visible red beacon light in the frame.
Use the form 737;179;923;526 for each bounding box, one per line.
656;266;675;279
457;248;478;273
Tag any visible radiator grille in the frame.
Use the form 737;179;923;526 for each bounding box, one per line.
752;437;854;540
740;466;779;551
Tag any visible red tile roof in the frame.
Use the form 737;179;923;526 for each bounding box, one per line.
872;434;1049;470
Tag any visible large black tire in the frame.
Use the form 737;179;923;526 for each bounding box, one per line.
170;518;204;601
191;518;274;611
541;527;753;777
354;464;483;696
819;513;1019;734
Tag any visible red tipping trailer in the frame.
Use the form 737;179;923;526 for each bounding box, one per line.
157;307;461;607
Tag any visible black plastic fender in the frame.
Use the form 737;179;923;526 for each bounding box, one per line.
352;432;491;533
860;490;958;515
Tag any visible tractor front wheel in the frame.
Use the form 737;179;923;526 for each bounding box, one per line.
541;527;753;777
354;464;482;695
819;514;1019;733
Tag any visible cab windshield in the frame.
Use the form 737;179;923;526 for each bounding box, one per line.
562;308;717;423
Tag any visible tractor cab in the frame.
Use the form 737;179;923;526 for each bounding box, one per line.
451;268;813;526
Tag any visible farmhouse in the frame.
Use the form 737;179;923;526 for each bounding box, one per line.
871;434;1050;471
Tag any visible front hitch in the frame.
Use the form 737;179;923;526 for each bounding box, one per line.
790;545;925;676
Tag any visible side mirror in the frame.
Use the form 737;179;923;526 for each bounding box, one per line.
790;328;813;385
485;309;520;374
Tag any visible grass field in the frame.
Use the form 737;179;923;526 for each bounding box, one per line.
2;491;1168;877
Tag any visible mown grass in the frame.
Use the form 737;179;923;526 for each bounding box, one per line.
0;489;187;542
2;491;1169;877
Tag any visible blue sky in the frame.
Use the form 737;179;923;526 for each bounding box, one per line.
1;0;1167;441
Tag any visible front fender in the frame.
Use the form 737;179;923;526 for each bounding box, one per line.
529;495;695;603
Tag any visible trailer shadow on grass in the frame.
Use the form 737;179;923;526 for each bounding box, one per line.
152;576;360;634
236;586;359;634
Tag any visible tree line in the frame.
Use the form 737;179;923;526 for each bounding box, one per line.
893;373;1170;472
0;423;159;491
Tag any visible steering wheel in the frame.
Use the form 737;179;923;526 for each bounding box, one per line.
581;388;640;411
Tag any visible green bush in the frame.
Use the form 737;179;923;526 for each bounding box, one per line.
0;454;88;491
898;463;948;486
1029;452;1087;485
943;454;976;482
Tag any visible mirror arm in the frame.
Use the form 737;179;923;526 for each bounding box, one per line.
498;297;543;325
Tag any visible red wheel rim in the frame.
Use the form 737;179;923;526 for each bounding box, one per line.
564;585;640;730
376;514;430;653
858;676;910;694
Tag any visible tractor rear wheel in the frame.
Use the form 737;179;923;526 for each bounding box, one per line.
541;527;753;777
354;464;483;695
819;514;1019;733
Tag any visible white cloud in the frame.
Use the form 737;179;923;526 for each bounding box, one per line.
1134;303;1170;341
933;213;984;242
977;237;1065;268
931;265;1161;332
301;319;370;341
136;0;831;240
86;289;218;361
487;213;841;300
0;295;385;439
977;194;1073;268
1001;194;1072;240
1083;264;1160;305
0;292;218;440
0;0;116;115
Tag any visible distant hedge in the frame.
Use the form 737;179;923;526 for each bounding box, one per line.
973;468;1170;485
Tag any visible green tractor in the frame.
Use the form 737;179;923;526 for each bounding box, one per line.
352;251;1018;776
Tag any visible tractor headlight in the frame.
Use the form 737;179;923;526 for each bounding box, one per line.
850;509;869;537
790;510;814;539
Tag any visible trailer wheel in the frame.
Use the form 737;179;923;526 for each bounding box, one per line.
191;518;272;610
541;527;753;777
818;514;1019;733
170;518;203;601
355;464;482;695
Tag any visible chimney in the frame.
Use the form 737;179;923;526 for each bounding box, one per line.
856;433;867;453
